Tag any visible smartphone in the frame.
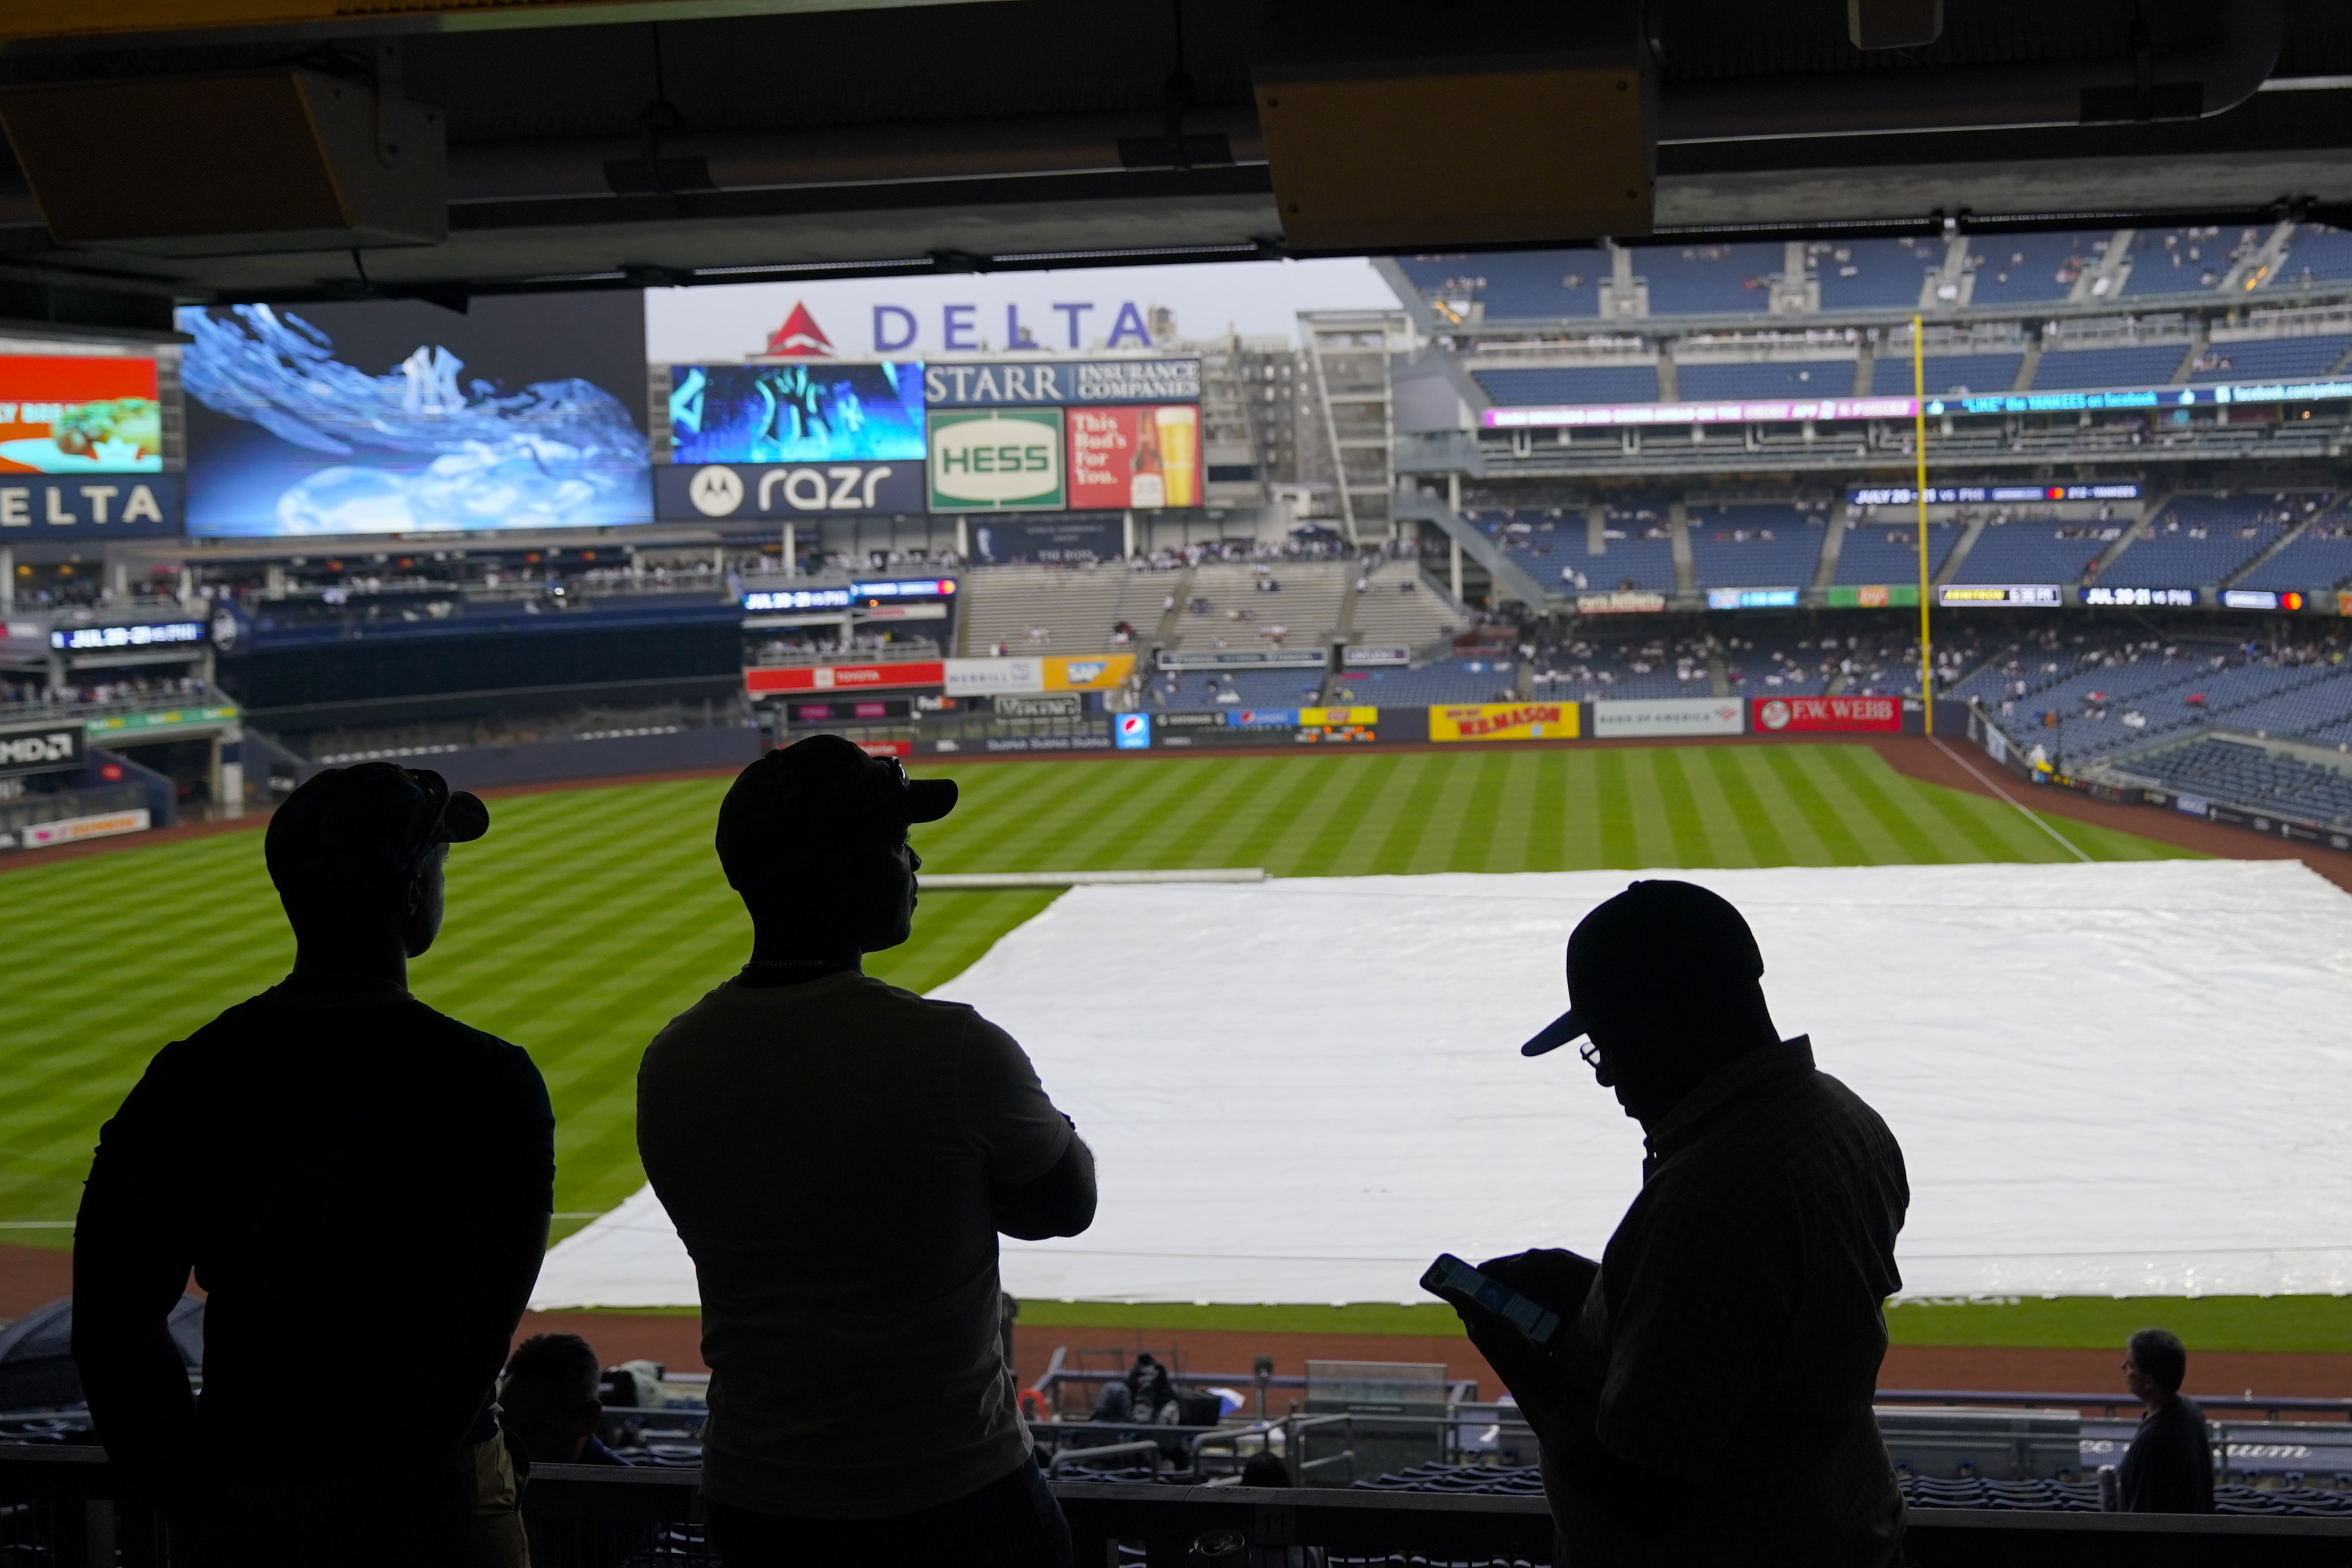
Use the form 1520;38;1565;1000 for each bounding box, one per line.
1419;1252;1563;1346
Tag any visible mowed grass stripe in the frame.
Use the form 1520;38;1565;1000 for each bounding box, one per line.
0;744;2197;1239
1448;752;1513;872
1367;753;1451;872
1649;748;1718;866
1591;750;1640;866
1817;745;1953;864
1289;754;1405;877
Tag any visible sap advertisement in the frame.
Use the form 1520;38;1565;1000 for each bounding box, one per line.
0;357;161;474
179;294;651;537
642;259;1399;360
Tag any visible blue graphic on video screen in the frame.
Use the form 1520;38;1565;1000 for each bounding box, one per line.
179;299;651;536
669;362;925;464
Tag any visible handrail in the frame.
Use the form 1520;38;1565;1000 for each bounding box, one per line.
1047;1439;1163;1475
1875;1388;2352;1420
9;1447;2352;1562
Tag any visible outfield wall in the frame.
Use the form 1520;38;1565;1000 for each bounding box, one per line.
902;694;1969;757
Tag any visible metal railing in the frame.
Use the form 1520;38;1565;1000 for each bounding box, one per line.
0;691;221;723
747;641;943;667
8;1446;2352;1568
1874;1387;2352;1424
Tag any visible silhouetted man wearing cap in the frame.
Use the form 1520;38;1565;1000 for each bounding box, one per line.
73;764;553;1566
1432;880;1908;1567
637;735;1096;1567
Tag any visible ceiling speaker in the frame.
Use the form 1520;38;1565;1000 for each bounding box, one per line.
0;70;445;257
1253;0;1652;252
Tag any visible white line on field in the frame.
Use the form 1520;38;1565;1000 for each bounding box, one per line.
1931;736;2093;863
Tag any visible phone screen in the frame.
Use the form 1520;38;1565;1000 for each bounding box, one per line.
1419;1252;1562;1346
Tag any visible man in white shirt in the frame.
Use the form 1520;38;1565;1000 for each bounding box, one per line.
638;735;1096;1567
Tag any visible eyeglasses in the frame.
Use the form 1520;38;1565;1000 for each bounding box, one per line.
1578;1038;1603;1071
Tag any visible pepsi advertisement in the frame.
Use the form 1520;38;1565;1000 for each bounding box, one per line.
179;294;652;537
668;362;925;465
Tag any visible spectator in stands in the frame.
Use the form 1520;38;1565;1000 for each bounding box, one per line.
73;764;551;1567
2113;1329;2213;1513
1434;881;1907;1566
503;1333;650;1568
1090;1354;1176;1424
501;1332;627;1467
638;736;1096;1567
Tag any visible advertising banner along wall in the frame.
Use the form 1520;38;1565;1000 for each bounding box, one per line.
1592;698;1746;738
1751;695;1901;733
942;654;1135;695
746;661;946;695
1430;702;1581;742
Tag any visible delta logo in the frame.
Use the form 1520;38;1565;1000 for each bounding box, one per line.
762;302;834;358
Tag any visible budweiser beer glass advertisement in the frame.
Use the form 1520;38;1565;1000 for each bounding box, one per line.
1065;404;1202;509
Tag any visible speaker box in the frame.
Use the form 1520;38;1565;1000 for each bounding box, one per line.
1252;0;1652;252
0;70;445;256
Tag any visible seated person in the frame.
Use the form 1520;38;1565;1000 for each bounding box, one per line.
499;1332;628;1467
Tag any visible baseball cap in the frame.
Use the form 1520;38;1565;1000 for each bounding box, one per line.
716;734;957;889
1521;880;1765;1057
265;762;488;898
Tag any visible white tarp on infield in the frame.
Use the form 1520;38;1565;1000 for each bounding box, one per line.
531;860;2352;1308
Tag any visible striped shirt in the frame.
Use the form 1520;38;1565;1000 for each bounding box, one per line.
1550;1036;1910;1566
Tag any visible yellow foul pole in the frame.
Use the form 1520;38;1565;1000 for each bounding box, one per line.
1912;315;1932;735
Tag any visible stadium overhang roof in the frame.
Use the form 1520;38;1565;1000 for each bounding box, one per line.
0;0;2340;333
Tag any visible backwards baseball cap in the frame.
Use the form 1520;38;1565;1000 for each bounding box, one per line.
265;762;488;900
1520;880;1765;1057
716;734;957;890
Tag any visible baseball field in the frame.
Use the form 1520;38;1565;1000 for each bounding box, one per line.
17;738;2347;1357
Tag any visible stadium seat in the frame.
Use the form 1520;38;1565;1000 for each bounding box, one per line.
2031;343;2190;391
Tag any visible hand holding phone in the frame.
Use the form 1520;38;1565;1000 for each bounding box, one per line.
1420;1252;1563;1346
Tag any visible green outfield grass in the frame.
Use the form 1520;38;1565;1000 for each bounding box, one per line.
1004;1296;2352;1355
1;742;2192;1284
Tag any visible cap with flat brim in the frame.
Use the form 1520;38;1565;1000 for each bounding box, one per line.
417;770;490;846
1521;1009;1587;1057
903;777;958;824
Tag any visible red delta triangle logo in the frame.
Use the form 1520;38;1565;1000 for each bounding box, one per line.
763;302;834;358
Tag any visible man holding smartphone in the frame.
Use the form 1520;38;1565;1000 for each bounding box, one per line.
1432;880;1908;1567
638;736;1096;1567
